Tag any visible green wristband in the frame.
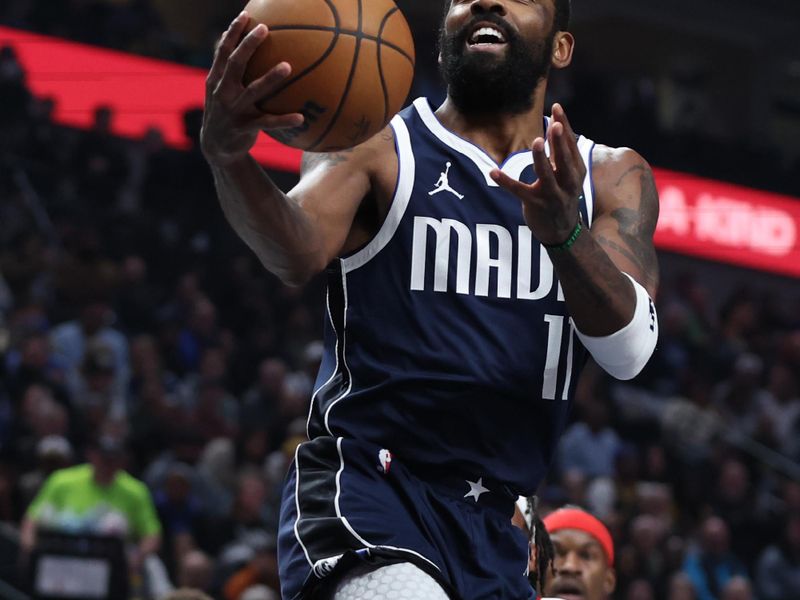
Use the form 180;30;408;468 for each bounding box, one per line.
544;218;583;251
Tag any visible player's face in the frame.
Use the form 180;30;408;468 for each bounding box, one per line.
439;0;557;115
546;530;615;600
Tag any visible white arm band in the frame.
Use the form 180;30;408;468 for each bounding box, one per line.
574;273;658;381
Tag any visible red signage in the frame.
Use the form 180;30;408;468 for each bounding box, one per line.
653;168;800;278
0;26;303;172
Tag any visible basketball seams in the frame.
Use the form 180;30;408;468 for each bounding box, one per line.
265;25;414;67
375;7;397;128
252;1;413;149
258;29;340;105
307;0;364;151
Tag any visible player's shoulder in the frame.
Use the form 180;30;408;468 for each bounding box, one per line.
591;144;652;181
590;144;656;206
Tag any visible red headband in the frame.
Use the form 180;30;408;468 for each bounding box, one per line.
543;508;614;566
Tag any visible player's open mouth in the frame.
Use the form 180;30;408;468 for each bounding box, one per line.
466;23;507;51
549;580;586;600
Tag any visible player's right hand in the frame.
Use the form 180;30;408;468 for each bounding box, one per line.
200;11;304;166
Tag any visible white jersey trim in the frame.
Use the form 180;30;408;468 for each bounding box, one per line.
305;287;339;438
577;137;596;225
341;115;416;273
293;443;315;568
414;98;596;216
323;269;353;435
414;97;500;187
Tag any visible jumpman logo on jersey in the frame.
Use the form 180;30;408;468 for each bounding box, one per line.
428;162;464;199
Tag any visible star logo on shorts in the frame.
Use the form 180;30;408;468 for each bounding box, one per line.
464;477;490;502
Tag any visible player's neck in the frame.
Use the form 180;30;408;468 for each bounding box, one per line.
435;92;546;165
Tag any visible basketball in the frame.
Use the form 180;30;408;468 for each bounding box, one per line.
241;0;415;152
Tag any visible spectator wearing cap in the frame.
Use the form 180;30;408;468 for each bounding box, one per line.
542;507;616;600
18;434;73;505
49;299;129;400
20;434;161;575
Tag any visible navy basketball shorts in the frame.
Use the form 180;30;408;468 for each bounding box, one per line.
278;436;534;599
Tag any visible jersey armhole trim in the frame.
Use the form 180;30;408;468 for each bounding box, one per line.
341;116;415;273
578;138;596;226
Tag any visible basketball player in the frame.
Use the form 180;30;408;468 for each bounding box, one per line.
542;507;617;600
200;0;659;597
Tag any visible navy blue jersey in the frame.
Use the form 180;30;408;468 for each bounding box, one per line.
306;97;596;496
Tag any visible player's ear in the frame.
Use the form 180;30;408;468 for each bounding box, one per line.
603;568;616;596
551;31;574;69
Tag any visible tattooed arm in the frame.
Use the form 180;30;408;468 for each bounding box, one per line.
547;145;660;336
207;129;395;286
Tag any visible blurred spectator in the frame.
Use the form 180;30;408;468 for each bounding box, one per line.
152;462;204;576
625;579;655;600
175;297;226;374
240;358;287;443
163;589;213;600
20;434;161;575
682;516;747;600
711;353;765;440
197;468;274;562
49;298;129;400
719;576;753;600
755;514;800;600
756;363;800;454
17;434;73;505
557;399;622;478
710;458;764;565
240;584;279;600
3;331;65;403
114;254;160;335
178;550;214;594
667;572;697;600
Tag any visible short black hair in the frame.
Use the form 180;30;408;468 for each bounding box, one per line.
554;0;571;31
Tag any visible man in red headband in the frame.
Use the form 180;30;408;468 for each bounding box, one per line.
542;507;616;600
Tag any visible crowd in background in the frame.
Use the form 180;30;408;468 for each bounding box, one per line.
2;4;800;599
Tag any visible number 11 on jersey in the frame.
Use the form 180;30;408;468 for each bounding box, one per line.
542;315;575;401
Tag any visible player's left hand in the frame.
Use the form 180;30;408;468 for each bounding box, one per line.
490;104;586;246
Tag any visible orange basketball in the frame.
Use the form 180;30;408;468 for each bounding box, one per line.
241;0;415;152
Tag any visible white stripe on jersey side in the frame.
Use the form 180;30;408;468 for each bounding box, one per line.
333;437;443;573
305;287;339;438
577;138;596;226
323;267;353;435
562;320;576;401
293;443;315;569
334;437;373;547
341;115;416;273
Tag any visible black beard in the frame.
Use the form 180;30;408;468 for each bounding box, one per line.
438;14;554;116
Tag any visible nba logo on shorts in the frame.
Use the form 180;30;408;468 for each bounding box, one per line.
378;449;393;474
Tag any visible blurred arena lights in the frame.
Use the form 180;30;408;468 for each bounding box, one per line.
3;25;798;278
